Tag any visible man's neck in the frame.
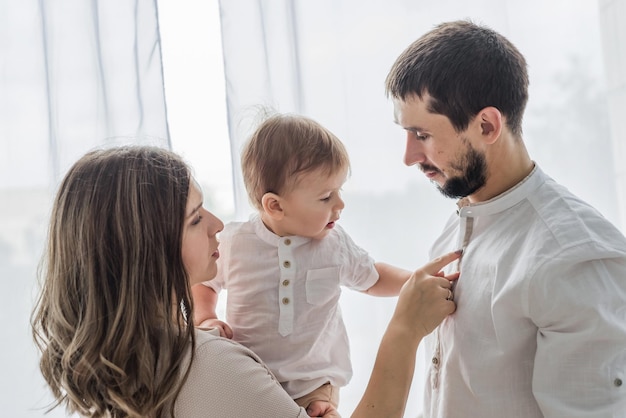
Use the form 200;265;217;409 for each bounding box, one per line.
468;137;534;203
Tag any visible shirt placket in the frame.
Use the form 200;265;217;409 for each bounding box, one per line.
431;205;474;391
277;237;295;336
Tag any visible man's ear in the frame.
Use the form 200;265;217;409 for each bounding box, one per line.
477;107;502;145
261;192;284;220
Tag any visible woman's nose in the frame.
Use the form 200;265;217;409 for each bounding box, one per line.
205;210;224;235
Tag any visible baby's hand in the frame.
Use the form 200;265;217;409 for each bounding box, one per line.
197;318;233;339
306;400;341;417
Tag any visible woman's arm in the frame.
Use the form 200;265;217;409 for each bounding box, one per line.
190;284;233;338
176;332;320;418
352;251;460;418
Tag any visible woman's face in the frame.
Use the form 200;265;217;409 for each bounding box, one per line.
181;181;224;286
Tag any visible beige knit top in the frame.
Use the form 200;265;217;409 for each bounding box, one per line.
173;328;309;417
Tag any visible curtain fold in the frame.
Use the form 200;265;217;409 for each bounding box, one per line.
0;1;168;416
599;0;626;232
218;0;306;218
0;0;169;190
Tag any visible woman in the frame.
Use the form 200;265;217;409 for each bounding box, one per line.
31;146;459;417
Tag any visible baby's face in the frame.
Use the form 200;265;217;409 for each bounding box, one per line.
276;167;348;239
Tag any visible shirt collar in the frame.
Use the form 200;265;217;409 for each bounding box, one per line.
250;213;312;247
456;163;544;218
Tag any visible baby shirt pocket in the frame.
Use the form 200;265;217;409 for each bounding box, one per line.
305;267;340;306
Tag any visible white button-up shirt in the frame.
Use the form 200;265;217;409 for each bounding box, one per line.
425;165;626;417
204;215;379;398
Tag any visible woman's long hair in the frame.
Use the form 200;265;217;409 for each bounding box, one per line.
31;146;195;417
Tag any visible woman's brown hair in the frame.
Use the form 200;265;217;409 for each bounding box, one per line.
32;146;195;417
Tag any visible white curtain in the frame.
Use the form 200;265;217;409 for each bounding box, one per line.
599;0;626;232
218;0;625;416
0;1;167;416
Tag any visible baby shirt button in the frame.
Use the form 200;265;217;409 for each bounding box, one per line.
615;378;623;387
283;260;291;268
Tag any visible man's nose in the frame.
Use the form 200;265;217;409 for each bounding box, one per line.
403;134;425;166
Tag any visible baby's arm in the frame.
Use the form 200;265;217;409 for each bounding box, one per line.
362;263;411;297
190;283;233;339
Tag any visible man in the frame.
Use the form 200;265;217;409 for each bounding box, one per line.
386;20;626;417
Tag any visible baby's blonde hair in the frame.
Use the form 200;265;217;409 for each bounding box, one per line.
241;113;350;210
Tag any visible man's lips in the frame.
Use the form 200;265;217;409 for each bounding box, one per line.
420;164;441;179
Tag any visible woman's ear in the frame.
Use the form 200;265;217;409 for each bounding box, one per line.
478;107;502;145
261;192;284;220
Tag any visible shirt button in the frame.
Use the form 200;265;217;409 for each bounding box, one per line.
432;357;439;365
283;260;291;268
284;238;291;245
282;297;290;305
615;378;623;387
282;279;290;286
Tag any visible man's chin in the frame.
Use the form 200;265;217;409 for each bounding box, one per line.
437;179;471;199
436;185;462;199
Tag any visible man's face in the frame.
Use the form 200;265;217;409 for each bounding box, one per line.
393;94;487;199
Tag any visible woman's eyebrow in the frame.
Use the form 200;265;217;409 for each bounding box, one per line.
186;201;203;219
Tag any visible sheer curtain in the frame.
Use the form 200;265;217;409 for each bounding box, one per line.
2;0;625;416
0;1;168;416
599;0;626;232
218;0;625;416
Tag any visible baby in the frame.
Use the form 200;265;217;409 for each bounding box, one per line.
192;113;412;414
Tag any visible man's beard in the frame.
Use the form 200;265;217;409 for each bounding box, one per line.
434;144;487;199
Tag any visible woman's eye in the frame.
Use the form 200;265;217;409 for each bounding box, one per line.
191;215;202;226
320;196;331;202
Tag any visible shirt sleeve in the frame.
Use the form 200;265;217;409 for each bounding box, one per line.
527;242;626;416
334;225;379;290
175;335;309;418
